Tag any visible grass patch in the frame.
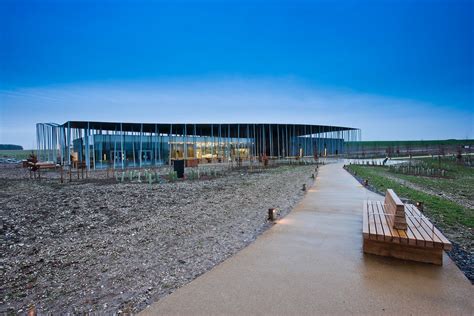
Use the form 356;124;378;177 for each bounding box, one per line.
0;150;33;160
347;164;473;230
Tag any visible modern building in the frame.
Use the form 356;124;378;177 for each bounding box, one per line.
36;121;361;169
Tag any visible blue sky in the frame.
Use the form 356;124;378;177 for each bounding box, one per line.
0;0;473;148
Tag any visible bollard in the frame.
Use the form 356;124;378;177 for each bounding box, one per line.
302;184;306;191
268;208;277;221
416;201;424;212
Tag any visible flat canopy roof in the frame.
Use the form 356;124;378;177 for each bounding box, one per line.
60;121;358;137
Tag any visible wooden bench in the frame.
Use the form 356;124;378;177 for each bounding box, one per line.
363;189;452;265
28;162;60;179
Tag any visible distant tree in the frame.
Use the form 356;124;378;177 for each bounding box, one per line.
0;144;23;150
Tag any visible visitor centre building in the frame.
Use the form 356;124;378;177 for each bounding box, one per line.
35;121;361;169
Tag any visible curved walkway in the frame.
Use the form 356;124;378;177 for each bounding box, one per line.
142;163;473;315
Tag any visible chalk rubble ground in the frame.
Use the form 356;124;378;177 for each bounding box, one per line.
1;164;314;314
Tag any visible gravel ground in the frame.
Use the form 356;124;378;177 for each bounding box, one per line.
1;164;315;314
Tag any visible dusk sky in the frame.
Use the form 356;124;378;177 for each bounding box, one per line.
1;0;473;148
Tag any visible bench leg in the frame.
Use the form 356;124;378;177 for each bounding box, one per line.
363;239;443;265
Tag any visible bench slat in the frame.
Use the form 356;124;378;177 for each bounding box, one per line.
406;205;435;248
374;201;396;243
384;189;408;230
367;201;378;241
406;204;441;248
362;201;369;239
374;202;387;242
405;214;426;247
406;204;451;250
394;226;409;244
376;201;401;244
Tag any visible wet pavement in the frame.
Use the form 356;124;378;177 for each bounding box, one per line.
141;163;473;315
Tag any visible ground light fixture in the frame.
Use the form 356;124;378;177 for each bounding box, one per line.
416;201;424;212
268;208;277;221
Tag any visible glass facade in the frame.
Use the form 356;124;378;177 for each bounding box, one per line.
36;122;361;169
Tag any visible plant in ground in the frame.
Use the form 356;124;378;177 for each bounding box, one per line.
168;170;178;182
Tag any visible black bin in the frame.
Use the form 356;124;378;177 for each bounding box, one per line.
173;159;185;178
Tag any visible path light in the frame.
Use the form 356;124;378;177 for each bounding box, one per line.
416;201;424;212
364;179;369;186
268;208;277;221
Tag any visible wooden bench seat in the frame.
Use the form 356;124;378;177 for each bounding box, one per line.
28;161;58;169
363;190;452;265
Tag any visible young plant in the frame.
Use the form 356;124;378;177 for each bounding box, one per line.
168;170;178;182
148;172;153;188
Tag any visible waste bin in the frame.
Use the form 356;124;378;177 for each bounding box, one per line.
174;159;185;178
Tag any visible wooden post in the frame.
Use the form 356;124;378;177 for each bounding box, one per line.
268;208;277;221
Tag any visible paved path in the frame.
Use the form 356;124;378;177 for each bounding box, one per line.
142;163;473;315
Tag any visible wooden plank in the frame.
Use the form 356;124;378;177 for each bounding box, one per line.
398;211;419;246
362;201;369;239
384;189;408;230
367;201;378;241
406;204;451;250
388;197;418;246
370;201;385;242
363;238;443;265
407;204;451;244
405;205;433;247
401;204;427;247
406;204;440;248
377;201;401;244
374;201;395;242
395;227;409;244
405;214;426;247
